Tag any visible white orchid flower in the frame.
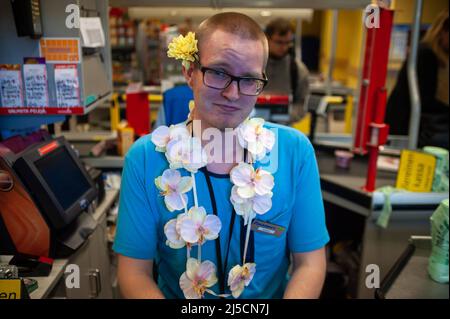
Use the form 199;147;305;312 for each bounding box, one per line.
179;207;222;245
237;118;275;160
227;263;256;298
164;213;188;249
166;136;208;173
230;163;274;198
230;186;272;225
151;124;190;152
169;124;191;140
151;125;170;152
155;169;192;212
179;258;218;299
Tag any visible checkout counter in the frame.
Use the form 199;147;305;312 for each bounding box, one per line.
376;236;449;299
0;134;119;299
316;145;448;298
0;189;118;299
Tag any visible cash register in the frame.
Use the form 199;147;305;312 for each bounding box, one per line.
0;134;98;258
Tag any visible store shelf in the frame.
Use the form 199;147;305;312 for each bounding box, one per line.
82;156;124;169
111;45;135;51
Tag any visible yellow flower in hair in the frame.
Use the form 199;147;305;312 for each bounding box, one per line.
167;32;198;65
187;100;196;120
188;100;195;112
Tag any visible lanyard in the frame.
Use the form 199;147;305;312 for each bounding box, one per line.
200;167;255;295
202;167;235;295
189;123;255;295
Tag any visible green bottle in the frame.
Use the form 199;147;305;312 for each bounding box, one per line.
423;147;449;192
428;199;449;283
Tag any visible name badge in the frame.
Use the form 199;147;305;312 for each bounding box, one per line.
251;219;285;237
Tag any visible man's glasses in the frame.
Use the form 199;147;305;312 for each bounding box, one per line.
198;64;268;96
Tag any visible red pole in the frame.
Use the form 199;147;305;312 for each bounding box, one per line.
353;7;394;192
364;89;389;192
366;144;379;192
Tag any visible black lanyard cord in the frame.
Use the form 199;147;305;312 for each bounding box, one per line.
202;167;230;295
223;210;236;278
196;141;255;296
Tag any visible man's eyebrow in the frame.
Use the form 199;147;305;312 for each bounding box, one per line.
208;61;261;78
241;71;262;78
207;61;233;71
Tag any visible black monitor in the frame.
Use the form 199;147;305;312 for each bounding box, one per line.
12;137;97;230
255;94;291;123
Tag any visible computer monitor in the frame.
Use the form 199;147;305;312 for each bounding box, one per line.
254;94;291;123
12;137;97;230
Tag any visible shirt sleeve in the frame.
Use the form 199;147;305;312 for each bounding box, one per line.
288;138;329;253
112;149;159;260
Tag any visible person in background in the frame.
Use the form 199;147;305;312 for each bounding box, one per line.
264;18;310;123
386;11;449;149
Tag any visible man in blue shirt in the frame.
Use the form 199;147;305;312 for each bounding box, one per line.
113;12;329;299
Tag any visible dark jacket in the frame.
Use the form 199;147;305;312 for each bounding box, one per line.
385;44;449;149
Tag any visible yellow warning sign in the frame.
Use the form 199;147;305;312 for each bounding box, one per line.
396;150;437;192
0;279;22;299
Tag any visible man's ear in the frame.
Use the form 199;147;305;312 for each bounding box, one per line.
182;63;195;89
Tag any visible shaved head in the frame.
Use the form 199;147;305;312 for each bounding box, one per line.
196;12;269;70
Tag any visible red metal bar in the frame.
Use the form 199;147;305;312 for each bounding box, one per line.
353;7;394;192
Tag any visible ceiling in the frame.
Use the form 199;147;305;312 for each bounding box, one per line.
110;0;372;10
128;7;314;24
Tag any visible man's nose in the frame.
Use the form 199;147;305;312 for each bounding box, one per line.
221;80;240;101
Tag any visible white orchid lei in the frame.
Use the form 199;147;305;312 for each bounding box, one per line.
154;32;275;299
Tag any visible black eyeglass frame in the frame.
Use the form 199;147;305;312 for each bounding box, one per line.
196;62;268;96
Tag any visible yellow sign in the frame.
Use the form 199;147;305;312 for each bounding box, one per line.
0;279;22;299
396;150;437;192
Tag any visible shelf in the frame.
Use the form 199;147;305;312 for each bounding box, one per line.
92;189;119;222
82;156;124;169
111;45;135;51
84;93;113;114
96;102;161;109
56;130;117;142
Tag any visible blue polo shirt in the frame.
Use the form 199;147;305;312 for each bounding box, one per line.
113;122;329;299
